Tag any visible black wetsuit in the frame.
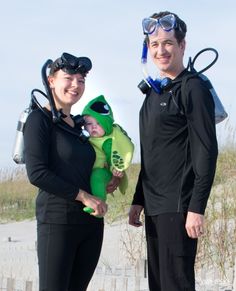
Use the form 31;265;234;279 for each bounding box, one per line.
132;70;218;291
24;108;103;291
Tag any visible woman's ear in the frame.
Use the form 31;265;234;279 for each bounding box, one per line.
48;76;55;89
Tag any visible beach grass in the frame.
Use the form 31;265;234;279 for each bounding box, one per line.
0;147;235;279
0;166;36;222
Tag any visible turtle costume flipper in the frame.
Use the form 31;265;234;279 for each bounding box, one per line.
118;171;128;194
110;124;134;194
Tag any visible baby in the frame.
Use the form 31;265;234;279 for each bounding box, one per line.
82;95;134;215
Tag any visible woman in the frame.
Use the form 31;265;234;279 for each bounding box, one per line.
24;52;118;291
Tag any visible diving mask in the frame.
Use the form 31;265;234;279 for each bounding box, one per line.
50;52;92;76
142;14;181;35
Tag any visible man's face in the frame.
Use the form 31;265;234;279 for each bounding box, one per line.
147;28;185;78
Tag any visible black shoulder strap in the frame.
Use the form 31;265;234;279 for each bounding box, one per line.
180;74;197;115
180;76;188;115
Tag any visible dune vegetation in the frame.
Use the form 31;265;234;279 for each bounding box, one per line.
0;143;235;279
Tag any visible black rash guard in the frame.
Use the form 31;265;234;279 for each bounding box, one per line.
24;108;101;224
132;70;218;216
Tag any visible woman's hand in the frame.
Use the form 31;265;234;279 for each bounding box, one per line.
76;189;108;217
106;175;121;193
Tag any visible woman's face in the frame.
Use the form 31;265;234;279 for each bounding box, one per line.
48;70;85;110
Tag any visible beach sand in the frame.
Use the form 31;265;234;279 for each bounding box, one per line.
0;220;234;291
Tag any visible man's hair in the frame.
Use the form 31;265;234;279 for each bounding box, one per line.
146;11;187;44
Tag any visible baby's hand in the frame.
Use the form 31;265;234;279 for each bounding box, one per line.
112;169;124;178
106;175;121;193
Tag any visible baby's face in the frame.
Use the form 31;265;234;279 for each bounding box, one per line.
84;115;105;137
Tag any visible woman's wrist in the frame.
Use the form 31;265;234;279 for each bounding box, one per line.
76;189;87;202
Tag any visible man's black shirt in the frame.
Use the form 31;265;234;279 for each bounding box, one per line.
132;70;218;215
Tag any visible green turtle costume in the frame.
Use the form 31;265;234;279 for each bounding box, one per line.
82;95;134;215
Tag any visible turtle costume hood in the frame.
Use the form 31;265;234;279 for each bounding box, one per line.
82;95;114;135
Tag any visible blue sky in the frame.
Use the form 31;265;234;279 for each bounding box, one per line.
1;0;235;169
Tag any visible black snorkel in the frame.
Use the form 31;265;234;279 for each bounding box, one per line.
31;55;91;139
12;53;92;164
41;59;64;123
32;53;92;123
30;59;66;123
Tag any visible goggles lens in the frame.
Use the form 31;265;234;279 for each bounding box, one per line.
53;53;92;75
142;14;176;35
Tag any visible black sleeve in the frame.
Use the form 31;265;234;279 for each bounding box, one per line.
185;78;218;214
132;169;145;206
24;110;79;200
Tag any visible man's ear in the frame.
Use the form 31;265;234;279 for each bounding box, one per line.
180;39;186;50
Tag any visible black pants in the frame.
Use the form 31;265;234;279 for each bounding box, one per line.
145;213;197;291
37;222;104;291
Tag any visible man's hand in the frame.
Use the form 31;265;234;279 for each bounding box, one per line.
129;205;143;227
185;211;204;238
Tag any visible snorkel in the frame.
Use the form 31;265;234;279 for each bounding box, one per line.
41;59;63;123
37;53;92;123
138;40;162;94
138;41;220;94
137;13;228;124
138;13;182;94
138;13;219;91
12;53;92;164
32;53;91;136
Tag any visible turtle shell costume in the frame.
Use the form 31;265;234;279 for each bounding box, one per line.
82;95;134;215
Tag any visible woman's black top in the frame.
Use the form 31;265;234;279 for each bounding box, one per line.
132;70;218;216
24;108;101;224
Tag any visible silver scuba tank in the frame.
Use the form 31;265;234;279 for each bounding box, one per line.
12;107;31;164
199;73;228;124
187;48;228;124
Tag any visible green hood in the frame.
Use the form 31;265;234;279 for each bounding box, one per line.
82;95;114;135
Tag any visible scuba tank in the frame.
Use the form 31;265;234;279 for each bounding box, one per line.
187;48;228;124
138;44;228;124
198;73;228;123
12;59;57;165
12;57;90;164
12;106;32;164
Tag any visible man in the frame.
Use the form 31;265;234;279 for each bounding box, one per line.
129;11;218;291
